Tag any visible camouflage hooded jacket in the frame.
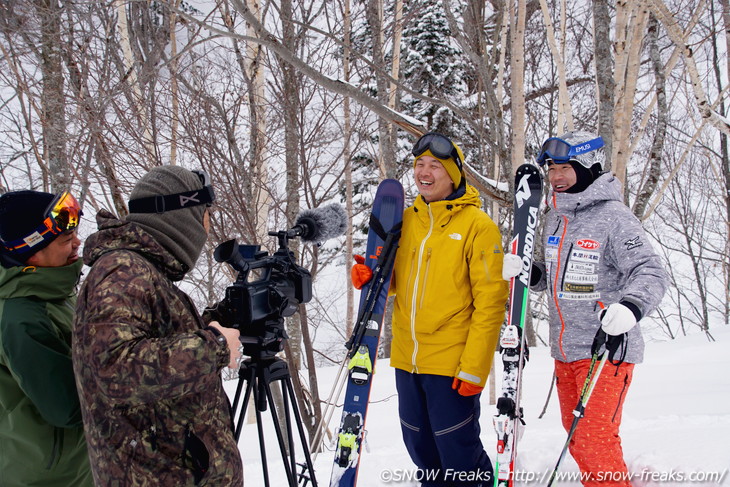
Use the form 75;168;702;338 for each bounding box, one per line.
72;210;243;486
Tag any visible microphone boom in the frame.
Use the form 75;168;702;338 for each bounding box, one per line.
290;203;348;243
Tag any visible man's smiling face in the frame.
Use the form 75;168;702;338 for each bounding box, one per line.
414;155;455;203
547;161;578;193
26;230;81;268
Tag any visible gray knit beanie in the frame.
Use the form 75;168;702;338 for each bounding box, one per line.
126;166;208;274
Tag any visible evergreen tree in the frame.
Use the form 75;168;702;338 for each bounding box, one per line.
401;0;466;132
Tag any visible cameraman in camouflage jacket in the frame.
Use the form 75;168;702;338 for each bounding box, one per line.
73;166;243;486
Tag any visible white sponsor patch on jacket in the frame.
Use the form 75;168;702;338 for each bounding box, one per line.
567;262;595;274
449;233;462;241
576;238;600;250
564;272;598;283
570;249;600;263
557;291;601;301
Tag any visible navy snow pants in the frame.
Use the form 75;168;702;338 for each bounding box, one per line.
395;369;493;486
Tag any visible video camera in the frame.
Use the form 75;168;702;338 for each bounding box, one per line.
211;203;347;360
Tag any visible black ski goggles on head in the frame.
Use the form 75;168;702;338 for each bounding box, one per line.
412;132;463;167
2;191;82;254
537;136;604;166
128;169;215;214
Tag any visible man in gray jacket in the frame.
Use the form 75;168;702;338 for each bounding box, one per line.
504;131;668;486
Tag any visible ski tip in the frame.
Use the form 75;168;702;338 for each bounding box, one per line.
376;179;405;198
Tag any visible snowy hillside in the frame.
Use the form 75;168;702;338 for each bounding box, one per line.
230;327;730;486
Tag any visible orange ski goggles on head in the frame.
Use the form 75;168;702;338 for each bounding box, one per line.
2;191;82;253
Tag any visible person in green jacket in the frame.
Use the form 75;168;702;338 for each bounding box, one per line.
0;190;92;486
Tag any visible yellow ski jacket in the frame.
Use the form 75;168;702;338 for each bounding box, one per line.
390;185;508;387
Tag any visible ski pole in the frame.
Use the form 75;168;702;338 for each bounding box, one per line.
344;230;398;356
310;226;400;456
546;328;608;487
309;358;349;456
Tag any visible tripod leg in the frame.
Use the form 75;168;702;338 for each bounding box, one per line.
283;377;318;487
231;362;274;487
281;382;297;479
233;363;256;440
261;378;297;486
252;374;273;487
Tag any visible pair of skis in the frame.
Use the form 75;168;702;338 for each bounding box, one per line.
308;179;404;487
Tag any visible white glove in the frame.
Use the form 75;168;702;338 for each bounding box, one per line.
502;253;523;281
600;303;637;336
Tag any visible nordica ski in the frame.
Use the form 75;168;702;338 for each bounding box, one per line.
329;179;404;487
494;164;543;487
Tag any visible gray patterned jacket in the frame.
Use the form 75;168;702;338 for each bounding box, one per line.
533;173;669;364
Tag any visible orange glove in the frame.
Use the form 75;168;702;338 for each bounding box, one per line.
452;377;484;397
350;255;373;290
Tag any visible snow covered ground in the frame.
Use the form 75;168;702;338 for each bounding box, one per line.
230;326;730;486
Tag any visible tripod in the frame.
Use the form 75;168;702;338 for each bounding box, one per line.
231;356;318;487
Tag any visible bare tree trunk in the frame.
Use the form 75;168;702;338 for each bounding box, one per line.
279;0;323;452
593;0;614;164
380;0;403;359
342;0;355;344
365;0;396;179
37;0;68;190
721;0;730;325
629;4;705;159
281;0;302;376
489;2;509;406
509;0;536;349
244;0;271;242
278;0;305;451
539;0;573;133
509;0;526;174
611;1;648;185
169;0;182;166
494;0;508;204
215;0;261;239
388;0;403;113
344;0;355;339
114;0;155;163
632;13;666;219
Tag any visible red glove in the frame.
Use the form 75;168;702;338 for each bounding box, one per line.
350;255;373;290
452;377;484;397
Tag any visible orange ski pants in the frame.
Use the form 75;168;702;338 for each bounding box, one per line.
555;359;635;487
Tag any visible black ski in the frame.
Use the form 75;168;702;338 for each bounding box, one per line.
493;164;543;487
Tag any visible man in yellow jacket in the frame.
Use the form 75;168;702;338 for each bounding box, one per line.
391;133;508;486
